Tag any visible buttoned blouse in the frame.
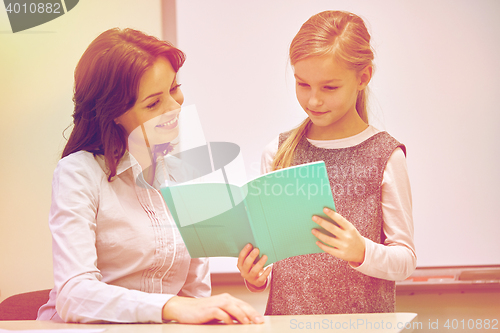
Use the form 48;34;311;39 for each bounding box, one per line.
37;150;210;323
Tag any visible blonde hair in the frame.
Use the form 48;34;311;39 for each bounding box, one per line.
272;11;374;170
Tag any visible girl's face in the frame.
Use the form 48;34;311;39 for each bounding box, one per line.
115;56;184;147
293;55;371;139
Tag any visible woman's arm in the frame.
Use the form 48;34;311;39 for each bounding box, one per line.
50;153;263;324
50;153;173;323
177;258;211;298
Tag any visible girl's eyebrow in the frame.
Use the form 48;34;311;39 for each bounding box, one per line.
294;74;342;83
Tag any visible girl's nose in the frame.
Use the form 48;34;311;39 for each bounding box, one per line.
308;91;323;108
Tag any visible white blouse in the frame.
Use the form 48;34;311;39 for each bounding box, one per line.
37;151;210;323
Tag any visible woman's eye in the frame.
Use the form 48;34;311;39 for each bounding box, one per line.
147;99;160;109
170;83;182;93
297;82;309;88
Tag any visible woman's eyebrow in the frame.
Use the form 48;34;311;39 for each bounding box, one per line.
140;92;163;103
140;73;178;103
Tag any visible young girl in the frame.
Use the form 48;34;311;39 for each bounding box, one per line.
37;28;262;324
237;10;416;315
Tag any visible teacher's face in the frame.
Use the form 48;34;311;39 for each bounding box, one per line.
115;56;184;146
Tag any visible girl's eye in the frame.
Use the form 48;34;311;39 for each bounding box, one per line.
170;83;182;93
147;99;160;109
324;86;338;91
297;82;309;88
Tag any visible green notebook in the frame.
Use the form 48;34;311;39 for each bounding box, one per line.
160;161;336;265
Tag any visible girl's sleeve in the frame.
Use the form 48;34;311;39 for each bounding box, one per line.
260;136;279;174
351;147;417;281
47;155;172;323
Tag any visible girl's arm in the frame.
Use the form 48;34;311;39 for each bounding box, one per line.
262;135;416;281
350;147;416;281
312;148;416;281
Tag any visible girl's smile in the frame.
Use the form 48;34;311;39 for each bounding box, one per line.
308;109;331;117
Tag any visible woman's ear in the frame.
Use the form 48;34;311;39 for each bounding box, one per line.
358;65;373;90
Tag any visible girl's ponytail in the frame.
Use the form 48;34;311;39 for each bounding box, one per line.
271;119;311;170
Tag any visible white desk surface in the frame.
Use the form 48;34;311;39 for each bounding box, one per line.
0;313;418;333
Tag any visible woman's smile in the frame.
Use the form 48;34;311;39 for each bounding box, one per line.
155;112;179;131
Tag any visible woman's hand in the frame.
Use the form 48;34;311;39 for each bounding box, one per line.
237;244;272;289
311;207;366;266
162;294;264;324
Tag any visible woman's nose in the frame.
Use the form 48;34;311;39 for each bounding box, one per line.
164;94;183;113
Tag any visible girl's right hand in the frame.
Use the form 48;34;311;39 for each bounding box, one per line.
237;243;272;289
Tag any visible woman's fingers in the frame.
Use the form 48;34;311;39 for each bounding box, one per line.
212;307;235;325
212;294;263;324
162;294;264;324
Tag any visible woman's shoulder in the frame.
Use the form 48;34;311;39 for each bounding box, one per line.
59;150;95;162
58;150;100;168
55;151;107;180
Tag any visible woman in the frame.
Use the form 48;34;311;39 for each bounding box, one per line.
37;28;263;324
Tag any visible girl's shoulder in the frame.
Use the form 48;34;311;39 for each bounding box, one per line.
278;130;294;146
261;136;280;174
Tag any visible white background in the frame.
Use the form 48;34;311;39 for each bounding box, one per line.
1;0;499;300
175;0;500;271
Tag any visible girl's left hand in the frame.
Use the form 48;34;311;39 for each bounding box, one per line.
311;207;366;266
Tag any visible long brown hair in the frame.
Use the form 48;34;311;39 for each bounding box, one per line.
272;11;374;170
62;28;185;181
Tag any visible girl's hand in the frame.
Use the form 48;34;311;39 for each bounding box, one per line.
162;294;264;324
311;207;366;265
237;244;272;289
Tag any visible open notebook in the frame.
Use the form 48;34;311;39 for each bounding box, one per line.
161;161;336;265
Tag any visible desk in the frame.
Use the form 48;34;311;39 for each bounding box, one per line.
0;313;417;333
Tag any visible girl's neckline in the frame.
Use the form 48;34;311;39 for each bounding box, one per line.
305;125;381;149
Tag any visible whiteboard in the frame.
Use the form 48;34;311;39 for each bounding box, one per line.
174;0;500;271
